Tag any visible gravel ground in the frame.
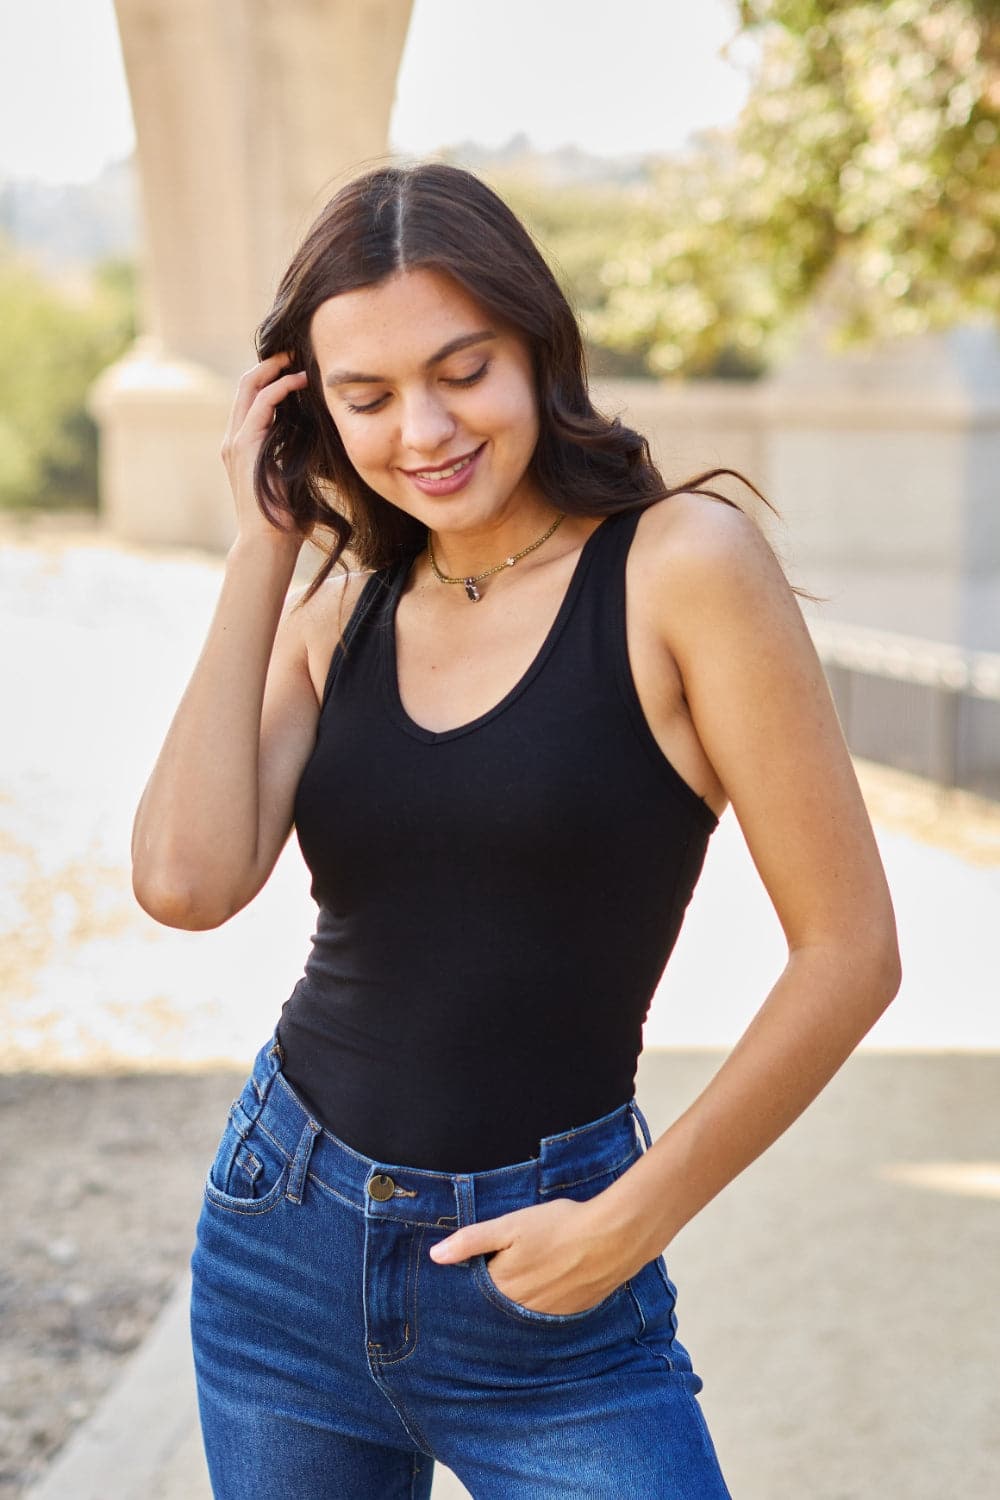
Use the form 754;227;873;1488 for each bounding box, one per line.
2;510;998;1498
0;1069;243;1498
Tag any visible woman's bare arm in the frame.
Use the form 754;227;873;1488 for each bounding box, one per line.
130;354;317;930
590;492;903;1263
424;491;902;1307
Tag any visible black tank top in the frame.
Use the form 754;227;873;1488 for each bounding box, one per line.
278;506;719;1172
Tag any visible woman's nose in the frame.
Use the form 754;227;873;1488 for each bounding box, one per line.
399;391;457;455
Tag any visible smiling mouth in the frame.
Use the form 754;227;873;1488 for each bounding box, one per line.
405;444;484;480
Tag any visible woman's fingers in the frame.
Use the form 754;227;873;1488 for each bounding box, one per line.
226;353;301;439
220;355;310;540
222;360;306;467
234;370;309;450
428;1218;515;1266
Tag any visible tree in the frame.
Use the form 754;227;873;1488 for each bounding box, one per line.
0;254;135;509
585;0;1000;375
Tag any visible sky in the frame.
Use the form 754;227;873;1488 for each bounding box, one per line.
0;0;752;186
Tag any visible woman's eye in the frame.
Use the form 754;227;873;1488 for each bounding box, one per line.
446;361;490;388
345;394;389;414
344;361;489;415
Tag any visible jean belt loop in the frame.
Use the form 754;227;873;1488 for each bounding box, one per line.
285;1115;322;1206
229;1093;260;1138
628;1096;653;1152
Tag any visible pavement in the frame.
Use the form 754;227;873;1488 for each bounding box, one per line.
6;527;1000;1497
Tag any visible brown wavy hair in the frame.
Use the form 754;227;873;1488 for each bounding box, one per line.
254;159;813;605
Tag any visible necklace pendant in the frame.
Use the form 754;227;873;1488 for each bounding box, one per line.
463;577;482;602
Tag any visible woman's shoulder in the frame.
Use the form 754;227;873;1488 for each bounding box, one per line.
287;564;381;705
292;562;378;620
633;489;773;562
630;489;786;596
629;489;795;650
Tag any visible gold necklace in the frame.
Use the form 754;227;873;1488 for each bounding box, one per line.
426;513;565;602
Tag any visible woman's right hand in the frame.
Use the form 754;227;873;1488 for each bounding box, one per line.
221;353;310;543
131;353;320;929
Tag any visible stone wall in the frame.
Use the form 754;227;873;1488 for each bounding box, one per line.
594;322;1000;656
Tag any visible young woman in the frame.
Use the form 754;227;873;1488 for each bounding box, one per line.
132;161;901;1498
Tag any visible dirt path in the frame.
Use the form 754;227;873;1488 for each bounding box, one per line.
0;1070;243;1498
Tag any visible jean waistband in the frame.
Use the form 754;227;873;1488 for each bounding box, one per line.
231;1027;655;1229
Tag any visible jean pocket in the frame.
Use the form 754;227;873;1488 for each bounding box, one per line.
472;1252;631;1326
203;1102;291;1216
470;1150;638;1326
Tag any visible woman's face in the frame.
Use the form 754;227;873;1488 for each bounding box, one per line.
309;266;546;533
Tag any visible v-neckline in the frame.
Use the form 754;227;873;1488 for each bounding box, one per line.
382;515;612;744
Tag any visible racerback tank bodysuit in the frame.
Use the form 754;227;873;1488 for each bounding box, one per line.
278;505;720;1173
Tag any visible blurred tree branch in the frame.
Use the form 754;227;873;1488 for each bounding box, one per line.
487;1;998;378
729;0;999;342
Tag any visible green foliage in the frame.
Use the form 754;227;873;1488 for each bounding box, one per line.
475;173;666;376
731;0;1000;342
485;0;999;378
0;253;136;509
488;159;784;380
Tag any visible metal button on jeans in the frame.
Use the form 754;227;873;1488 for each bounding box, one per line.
367;1173;395;1201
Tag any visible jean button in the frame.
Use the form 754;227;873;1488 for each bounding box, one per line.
367;1173;395;1201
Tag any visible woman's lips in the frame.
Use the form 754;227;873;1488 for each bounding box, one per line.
402;443;485;496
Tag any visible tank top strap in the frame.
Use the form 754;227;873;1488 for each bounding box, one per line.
592;504;644;579
569;505;644;650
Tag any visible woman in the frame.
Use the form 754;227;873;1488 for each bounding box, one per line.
132;161;901;1498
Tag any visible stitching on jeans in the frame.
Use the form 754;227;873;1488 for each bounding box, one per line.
629;1266;677;1374
631;1334;677;1373
285;1119;321;1206
375;1225;424;1361
253;1116;293;1163
203;1173;288;1215
383;1214;444;1229
235;1146;262;1182
474;1257;626;1325
305;1167;447;1227
373;1265;411;1358
542;1147;638;1193
304;1169;359;1212
368;1354;435;1453
627;1278;648;1338
654;1255;676;1301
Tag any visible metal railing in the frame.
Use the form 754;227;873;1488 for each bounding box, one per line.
807;619;1000;799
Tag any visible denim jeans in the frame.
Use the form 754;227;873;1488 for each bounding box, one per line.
189;1027;732;1498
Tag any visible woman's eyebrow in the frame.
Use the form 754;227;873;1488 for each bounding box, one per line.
324;330;497;388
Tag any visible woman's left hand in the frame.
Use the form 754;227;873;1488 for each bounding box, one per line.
428;1196;635;1316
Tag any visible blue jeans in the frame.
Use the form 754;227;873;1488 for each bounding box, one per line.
190;1027;732;1498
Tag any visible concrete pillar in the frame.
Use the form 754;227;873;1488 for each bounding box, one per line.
92;0;413;550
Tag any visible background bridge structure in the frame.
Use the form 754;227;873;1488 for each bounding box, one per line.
92;0;414;552
90;0;1000;797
